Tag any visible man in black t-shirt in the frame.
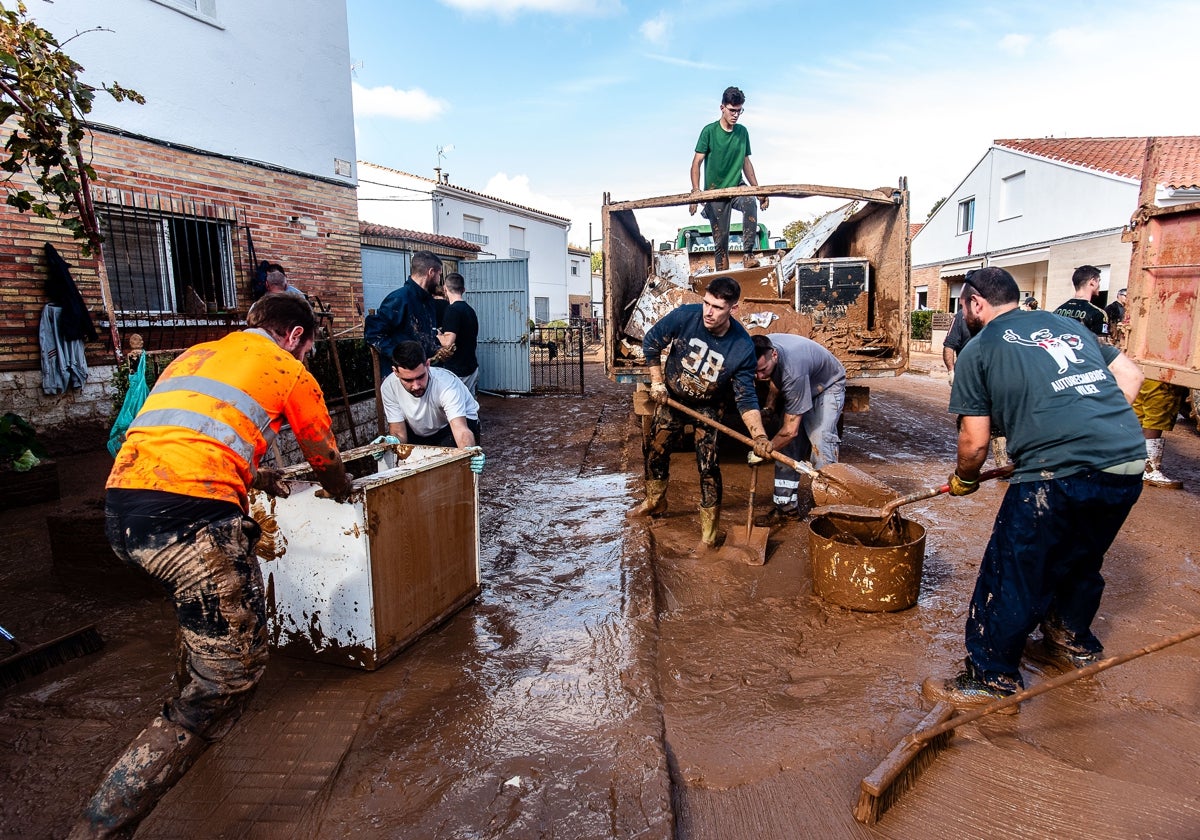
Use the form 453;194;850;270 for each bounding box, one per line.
436;272;480;396
1053;264;1108;337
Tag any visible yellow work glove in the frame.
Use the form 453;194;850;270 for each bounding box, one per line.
752;435;774;459
948;472;979;496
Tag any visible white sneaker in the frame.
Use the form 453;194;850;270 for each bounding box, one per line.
1144;467;1182;489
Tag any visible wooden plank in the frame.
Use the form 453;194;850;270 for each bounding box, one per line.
604;183;899;213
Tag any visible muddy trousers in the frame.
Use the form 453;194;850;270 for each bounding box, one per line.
73;506;269;838
772;380;845;513
644;401;723;508
703;196;759;271
964;471;1142;692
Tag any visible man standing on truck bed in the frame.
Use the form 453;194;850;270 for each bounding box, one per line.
71;294;355;839
628;276;773;548
689;85;767;272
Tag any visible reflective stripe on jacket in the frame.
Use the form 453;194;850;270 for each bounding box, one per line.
107;330;340;510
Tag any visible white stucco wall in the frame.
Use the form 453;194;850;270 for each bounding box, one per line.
356;165;437;230
913;146;1140;267
567;250;591;304
29;0;356;183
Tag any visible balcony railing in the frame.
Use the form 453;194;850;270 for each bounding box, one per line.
509;248;530;258
463;231;488;244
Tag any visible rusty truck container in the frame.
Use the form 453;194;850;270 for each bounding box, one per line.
1122;199;1200;390
602;181;911;416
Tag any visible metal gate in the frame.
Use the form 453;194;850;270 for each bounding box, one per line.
461;259;530;394
529;325;585;394
360;247;410;315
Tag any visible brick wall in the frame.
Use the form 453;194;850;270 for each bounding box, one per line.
0;128;363;442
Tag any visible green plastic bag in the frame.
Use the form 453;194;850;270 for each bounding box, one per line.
108;352;148;458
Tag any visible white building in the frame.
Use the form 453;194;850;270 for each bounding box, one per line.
567;246;592;321
912;136;1200;314
358;163;573;323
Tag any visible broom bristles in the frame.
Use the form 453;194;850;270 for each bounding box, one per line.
0;625;104;690
854;728;953;824
853;700;958;825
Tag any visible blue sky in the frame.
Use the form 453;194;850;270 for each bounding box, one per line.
347;0;1199;248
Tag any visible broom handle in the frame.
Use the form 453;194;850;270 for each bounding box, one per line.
880;466;1014;517
663;396;819;478
916;622;1200;743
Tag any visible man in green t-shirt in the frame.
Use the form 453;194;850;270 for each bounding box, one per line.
689;86;768;271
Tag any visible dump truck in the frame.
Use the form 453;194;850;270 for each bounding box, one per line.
1121;140;1200;421
602;180;912;430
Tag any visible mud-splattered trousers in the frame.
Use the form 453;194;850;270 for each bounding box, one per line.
773;379;845;514
702;195;759;271
644;400;723;508
77;490;268;836
964;470;1142;692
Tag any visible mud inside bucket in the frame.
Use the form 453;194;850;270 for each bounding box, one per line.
808;514;926;612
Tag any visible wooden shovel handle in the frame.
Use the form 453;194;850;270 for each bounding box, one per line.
662;396;819;478
880;466;1014;517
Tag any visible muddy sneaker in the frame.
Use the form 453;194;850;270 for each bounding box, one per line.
754;506;800;528
921;671;1020;715
1024;637;1102;673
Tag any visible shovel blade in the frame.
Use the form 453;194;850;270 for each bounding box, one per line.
811;463;898;508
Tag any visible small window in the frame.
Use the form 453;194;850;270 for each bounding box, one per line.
570;261;580;276
534;296;549;324
1000;172;1025;219
958;197;975;234
150;0;220;25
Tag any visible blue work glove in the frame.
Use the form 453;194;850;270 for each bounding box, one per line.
470;451;486;474
370;434;402;460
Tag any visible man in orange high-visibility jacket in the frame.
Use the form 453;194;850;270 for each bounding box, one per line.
71;294;354;840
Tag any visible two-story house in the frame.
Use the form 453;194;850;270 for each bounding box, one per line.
912;136;1200;314
0;0;360;443
357;162;573;323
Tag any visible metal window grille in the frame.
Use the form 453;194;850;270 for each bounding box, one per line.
97;188;243;318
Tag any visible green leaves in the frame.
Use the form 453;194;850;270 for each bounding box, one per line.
0;2;143;253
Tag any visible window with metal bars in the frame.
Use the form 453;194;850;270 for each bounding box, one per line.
98;199;240;316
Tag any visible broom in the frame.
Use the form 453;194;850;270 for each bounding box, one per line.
854;622;1200;824
0;622;105;690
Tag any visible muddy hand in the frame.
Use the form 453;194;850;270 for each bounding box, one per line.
251;467;290;498
315;472;355;503
752;435;773;459
650;382;669;405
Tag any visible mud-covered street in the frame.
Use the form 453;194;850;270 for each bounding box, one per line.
3;362;1200;838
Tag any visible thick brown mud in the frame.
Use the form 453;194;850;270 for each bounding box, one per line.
3;366;1200;838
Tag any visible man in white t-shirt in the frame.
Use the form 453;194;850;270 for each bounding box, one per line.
381;341;481;447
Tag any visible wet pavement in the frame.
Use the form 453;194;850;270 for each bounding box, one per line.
3;362;1200;838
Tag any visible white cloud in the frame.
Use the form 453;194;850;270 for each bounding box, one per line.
640;12;670;45
352;82;448;121
438;0;621;16
484;173;578;222
644;53;722;71
999;33;1032;56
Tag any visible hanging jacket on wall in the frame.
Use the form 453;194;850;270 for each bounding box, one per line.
43;242;98;342
40;304;89;394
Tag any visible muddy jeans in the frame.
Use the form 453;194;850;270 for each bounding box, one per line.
964;470;1142;691
644;401;722;508
772;380;845;513
703;196;759;271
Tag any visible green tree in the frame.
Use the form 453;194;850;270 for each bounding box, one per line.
0;1;143;251
927;197;946;221
781;217;813;247
591;250;602;273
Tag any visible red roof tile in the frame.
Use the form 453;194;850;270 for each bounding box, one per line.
994;137;1200;189
909;222;924;238
359;221;481;252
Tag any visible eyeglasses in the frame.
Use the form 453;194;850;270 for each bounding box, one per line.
724;106;744;114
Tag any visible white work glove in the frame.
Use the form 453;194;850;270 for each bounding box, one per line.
650;382;669;405
747;451;765;466
470;451;486;474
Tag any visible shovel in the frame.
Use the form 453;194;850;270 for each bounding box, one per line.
727;458;771;566
661;396;883;505
811;465;1014;542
